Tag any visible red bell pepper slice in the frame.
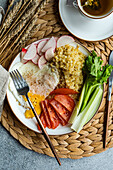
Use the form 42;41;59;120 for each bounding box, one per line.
50;88;78;95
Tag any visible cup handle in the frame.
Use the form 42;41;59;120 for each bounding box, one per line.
73;0;78;8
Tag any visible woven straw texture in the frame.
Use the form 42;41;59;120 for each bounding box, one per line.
1;0;113;159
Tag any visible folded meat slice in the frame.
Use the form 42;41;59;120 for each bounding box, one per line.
38;112;47;130
55;112;67;126
54;95;75;112
45;100;59;129
49;99;71;122
41;101;51;129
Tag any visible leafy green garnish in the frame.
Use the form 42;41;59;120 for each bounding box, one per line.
83;51;102;77
83;51;112;83
80;51;113;111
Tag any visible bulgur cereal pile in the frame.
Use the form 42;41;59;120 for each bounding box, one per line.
50;44;86;92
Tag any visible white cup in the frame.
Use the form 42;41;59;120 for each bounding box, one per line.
73;0;113;19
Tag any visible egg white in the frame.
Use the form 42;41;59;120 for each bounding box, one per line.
8;62;29;108
9;61;42;109
9;61;59;109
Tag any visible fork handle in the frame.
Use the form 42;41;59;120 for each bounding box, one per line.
25;94;61;166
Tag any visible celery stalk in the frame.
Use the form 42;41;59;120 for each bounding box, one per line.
69;83;86;124
80;83;100;112
85;85;103;123
71;87;103;133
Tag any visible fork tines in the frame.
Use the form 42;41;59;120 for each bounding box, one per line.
10;69;28;91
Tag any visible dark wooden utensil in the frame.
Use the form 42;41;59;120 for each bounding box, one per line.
10;69;61;166
103;51;113;148
103;100;111;148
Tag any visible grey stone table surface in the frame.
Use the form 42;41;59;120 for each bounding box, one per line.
0;1;113;170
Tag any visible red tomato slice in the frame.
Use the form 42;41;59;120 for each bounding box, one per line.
50;88;78;95
41;101;51;129
54;95;75;112
45;100;59;129
55;112;67;126
22;48;27;53
49;99;71;122
38;112;47;130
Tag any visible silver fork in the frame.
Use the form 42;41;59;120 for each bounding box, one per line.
10;69;61;166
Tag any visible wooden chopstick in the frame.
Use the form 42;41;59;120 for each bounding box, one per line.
26;95;61;165
103;100;110;148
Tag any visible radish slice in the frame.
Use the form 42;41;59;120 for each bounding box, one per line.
57;35;75;48
37;39;47;55
38;55;47;69
21;52;28;64
20;49;28;64
34;43;38;47
32;54;40;65
21;58;28;64
54;37;59;41
41;37;56;53
45;47;54;61
23;44;36;60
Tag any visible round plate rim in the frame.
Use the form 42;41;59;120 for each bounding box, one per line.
6;38;103;135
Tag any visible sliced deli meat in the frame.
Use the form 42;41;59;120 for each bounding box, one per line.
41;37;56;53
45;100;59;129
54;95;75;112
57;35;75;48
38;112;47;130
23;44;36;60
41;101;51;129
45;47;54;61
55;112;67;126
49;99;71;122
50;99;66;115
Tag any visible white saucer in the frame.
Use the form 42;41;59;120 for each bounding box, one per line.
59;0;113;41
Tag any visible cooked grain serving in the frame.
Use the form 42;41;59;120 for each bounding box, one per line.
50;44;86;92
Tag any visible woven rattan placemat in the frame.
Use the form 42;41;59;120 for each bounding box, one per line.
1;0;113;159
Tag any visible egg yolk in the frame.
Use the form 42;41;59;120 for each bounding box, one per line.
23;92;45;118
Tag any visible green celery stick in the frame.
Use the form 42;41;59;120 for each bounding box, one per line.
71;87;103;133
69;83;86;124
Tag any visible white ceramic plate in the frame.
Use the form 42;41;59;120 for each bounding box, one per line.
7;39;101;135
59;0;113;41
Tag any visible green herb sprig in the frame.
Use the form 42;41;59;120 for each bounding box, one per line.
81;51;113;111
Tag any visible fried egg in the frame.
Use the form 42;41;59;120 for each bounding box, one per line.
8;62;28;108
9;61;59;118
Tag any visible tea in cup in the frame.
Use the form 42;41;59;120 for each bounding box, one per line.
73;0;113;19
